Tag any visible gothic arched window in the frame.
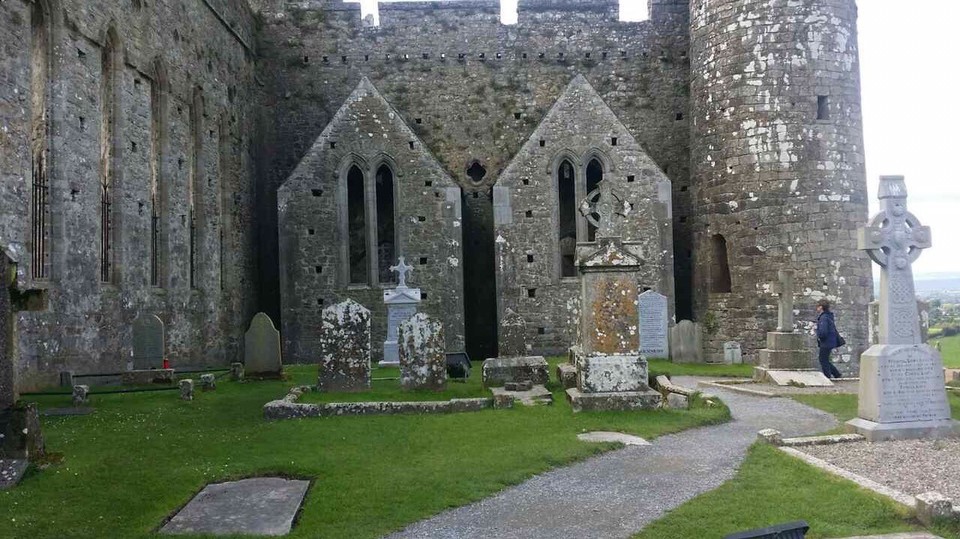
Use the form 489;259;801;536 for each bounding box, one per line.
346;165;368;285
557;159;577;278
375;164;396;283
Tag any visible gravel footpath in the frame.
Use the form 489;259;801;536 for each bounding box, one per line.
800;439;960;501
386;377;837;539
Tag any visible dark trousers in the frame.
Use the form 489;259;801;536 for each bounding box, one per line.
818;347;842;379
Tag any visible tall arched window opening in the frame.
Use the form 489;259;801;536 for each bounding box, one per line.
347;165;368;284
375;164;396;284
99;28;120;283
557;159;577;278
30;1;51;280
585;158;604;242
189;87;203;289
149;64;166;287
711;234;732;293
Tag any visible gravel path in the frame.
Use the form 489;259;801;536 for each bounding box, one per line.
800;439;960;501
386;377;837;539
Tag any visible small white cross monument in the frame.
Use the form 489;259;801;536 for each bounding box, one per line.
381;257;421;367
847;176;958;441
390;257;414;289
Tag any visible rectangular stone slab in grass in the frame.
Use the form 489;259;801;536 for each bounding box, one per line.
398;313;447;391
132;313;164;370
481;356;549;387
160;477;309;536
318;299;371;392
244;312;283;376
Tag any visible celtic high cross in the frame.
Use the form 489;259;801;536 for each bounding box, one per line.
390;257;414;289
857;176;931;345
770;269;796;332
579;180;631;238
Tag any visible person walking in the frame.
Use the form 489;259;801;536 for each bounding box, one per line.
815;299;843;379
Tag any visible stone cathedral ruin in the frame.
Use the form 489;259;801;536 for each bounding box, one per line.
1;0;872;390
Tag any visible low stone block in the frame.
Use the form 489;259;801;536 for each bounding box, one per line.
72;385;90;406
180;379;194;401
491;385;553;406
493;393;514;409
915;492;956;526
756;368;833;387
565;388;660;412
757;428;783;446
504;380;533;392
577;432;650;446
200;374;216;391
758;348;815;370
576;354;649;393
557;363;577;389
230;362;244;381
666;393;689;410
121;369;175;386
482;356;549;387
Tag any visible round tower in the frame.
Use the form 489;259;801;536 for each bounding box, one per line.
687;0;872;367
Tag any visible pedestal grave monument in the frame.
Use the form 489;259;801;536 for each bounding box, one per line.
565;180;660;412
381;258;421;368
755;270;833;387
846;176;959;441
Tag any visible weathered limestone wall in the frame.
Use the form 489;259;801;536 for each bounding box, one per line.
0;0;258;389
257;0;692;357
688;0;871;368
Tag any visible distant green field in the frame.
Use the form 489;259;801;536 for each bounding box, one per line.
931;334;960;368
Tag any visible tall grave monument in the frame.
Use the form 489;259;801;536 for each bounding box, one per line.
380;257;421;368
755;270;833;387
566;180;660;412
847;176;959;441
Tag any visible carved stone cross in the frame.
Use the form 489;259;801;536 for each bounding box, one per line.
770;269;795;332
579;180;631;238
858;176;931;345
390;257;414;289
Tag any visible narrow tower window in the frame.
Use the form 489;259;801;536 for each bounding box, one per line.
711;234;732;293
375;164;396;283
557;159;577;278
817;95;830;120
99;28;120;284
30;1;51;280
585;158;604;242
189;87;204;289
347;165;368;284
149;64;165;287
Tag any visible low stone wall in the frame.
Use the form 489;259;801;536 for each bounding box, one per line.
263;386;496;420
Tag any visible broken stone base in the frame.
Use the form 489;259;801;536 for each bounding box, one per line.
845;417;960;442
160;477;309;536
757;332;816;370
482;356;549;387
0;403;45;460
121;368;176;385
565;388;660;412
556;363;577;389
754;367;834;387
490;385;553;406
0;459;28;490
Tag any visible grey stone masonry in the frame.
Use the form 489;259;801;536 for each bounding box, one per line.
398;313;447;391
318;299;371;392
0;252;14;409
1;0;258;390
689;0;871;366
278;78;464;365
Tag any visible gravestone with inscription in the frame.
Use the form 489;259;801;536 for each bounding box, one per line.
381;257;421;368
723;342;742;364
847;176;958;441
244;313;283;377
132;314;165;370
638;290;668;358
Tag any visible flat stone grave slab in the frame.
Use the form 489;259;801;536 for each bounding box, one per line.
161;477;309;536
764;370;834;387
0;459;28;490
490;385;553;406
577;432;651;446
41;407;94;417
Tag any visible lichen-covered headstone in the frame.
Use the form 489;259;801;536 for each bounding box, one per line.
72;385;89;406
180;379;194;401
398;313;447;391
132;313;165;370
244;313;282;377
498;308;528;357
318;299;371;392
200;374;217;391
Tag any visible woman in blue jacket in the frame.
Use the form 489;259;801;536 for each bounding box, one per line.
815;299;843;379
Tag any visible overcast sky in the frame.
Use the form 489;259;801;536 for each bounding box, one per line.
356;1;960;277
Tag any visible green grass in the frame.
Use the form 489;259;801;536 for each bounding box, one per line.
634;443;923;538
931;334;960;368
792;392;960;424
3;364;729;539
646;358;753;378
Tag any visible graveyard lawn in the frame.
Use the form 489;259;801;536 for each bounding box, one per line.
633;443;926;539
2;365;729;538
931;334;960;368
646;358;753;378
791;392;960;425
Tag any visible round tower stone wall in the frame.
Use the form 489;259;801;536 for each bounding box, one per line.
688;0;872;368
